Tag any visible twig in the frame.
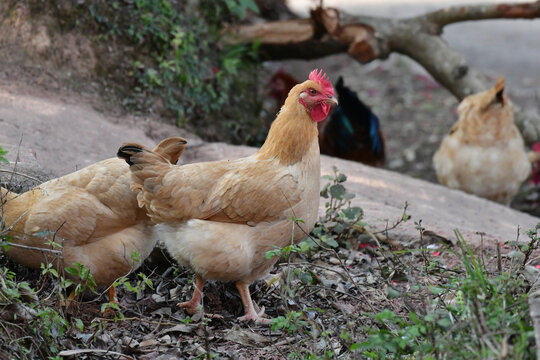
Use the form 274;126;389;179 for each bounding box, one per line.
93;315;195;327
477;231;486;269
58;348;134;359
273;336;296;347
373;202;410;236
496;242;502;273
0;169;41;183
0;240;62;255
3;209;29;233
202;319;211;360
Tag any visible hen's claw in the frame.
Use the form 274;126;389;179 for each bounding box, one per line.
177;300;200;315
237;306;271;324
238;314;271;324
178;274;205;315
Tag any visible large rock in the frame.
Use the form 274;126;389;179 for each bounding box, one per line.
0;87;196;177
0;143;51;193
0;85;537;248
181;142;540;247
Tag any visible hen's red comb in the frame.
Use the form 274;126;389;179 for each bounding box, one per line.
309;69;334;96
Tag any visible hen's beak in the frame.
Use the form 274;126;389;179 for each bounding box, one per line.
325;96;338;107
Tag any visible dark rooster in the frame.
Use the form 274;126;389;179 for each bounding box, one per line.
321;77;385;166
269;71;385;166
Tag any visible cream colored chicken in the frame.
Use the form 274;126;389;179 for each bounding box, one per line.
118;69;337;323
433;77;530;205
0;137;187;302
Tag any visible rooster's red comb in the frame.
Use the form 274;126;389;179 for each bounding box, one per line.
309;69;333;96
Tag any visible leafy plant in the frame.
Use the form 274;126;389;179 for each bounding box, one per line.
271;310;308;333
0;146;7;164
308;167;364;249
0;266;68;359
71;0;262;144
359;229;538;359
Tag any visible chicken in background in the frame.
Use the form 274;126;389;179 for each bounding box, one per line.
320;76;385;166
269;70;385;166
528;143;540;185
0;137;188;304
269;69;300;115
118;69;338;323
433;77;530;205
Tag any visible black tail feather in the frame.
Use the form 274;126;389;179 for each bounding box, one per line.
117;144;144;166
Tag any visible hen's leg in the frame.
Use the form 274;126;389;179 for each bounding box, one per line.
178;274;205;315
99;286;121;316
235;281;271;324
107;286;118;303
60;289;78;308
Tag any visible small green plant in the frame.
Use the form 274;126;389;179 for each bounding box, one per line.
64;262;98;298
114;272;154;298
307;167;364;249
0;266;69;358
271;310;308;333
265;241;310;261
0;146;8;164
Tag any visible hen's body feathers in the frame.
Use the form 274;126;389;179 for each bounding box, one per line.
119;70;336;322
433;78;530;205
321;77;385;166
1;137;187;295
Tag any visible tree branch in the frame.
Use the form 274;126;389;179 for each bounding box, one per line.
417;1;540;31
226;1;540;143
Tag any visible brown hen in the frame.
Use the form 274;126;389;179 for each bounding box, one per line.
118;69;337;323
1;137;187;302
433;77;530;205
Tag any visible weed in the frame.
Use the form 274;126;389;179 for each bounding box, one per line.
359;229;538;359
308;166;365;250
0;146;7;164
70;0;263;144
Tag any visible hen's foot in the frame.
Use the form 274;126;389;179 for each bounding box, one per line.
177;300;200;315
178;302;223;320
238;307;271;324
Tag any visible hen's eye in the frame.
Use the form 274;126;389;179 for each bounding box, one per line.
309;89;317;95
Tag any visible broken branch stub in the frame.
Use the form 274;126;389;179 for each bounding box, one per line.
310;7;381;63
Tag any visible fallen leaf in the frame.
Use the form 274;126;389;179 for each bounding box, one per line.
139;339;160;348
151;307;172;317
224;325;272;348
152;294;167;303
159;335;172;344
157;324;197;336
332;302;355;314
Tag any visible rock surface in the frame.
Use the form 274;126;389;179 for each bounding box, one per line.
0;76;538;249
181;142;540;247
0;87;153;176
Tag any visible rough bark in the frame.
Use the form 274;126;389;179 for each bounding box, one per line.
226;1;540;143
